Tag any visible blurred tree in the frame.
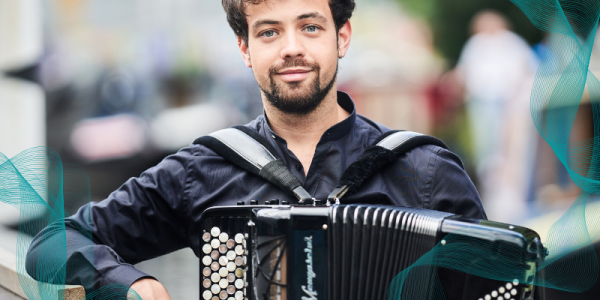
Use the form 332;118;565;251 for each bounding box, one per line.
396;0;544;66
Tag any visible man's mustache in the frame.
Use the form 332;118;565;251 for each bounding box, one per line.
270;59;319;75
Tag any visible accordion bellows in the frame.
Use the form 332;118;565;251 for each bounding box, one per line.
198;204;544;300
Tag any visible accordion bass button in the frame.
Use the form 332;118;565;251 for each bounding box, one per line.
203;279;212;288
234;291;243;300
226;239;235;249
211;262;220;271
219;267;228;277
484;295;491;300
203;232;211;242
219;256;229;266
227;261;236;271
220;279;229;289
235;268;243;278
211;227;221;237
227;285;235;294
203;290;212;300
219;233;229;243
234;234;244;244
219;245;228;254
211;273;221;283
234;257;243;266
235;279;244;289
235;245;244;255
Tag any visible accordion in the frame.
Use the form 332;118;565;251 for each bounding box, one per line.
198;203;544;300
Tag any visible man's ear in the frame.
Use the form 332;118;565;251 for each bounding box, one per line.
238;36;252;68
337;20;352;58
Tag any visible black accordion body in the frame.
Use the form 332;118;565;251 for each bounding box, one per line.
198;203;544;300
194;128;545;300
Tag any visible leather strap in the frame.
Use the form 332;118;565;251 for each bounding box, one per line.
194;128;313;202
327;131;451;204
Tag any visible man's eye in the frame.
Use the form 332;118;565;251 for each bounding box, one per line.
262;30;276;38
305;26;319;33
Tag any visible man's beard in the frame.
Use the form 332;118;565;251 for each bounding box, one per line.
258;59;338;116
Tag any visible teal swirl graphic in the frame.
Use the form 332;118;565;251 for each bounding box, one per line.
0;147;141;299
389;0;600;298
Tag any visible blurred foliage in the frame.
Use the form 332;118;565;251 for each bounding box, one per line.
396;0;545;66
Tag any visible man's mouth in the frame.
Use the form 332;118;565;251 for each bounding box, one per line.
276;68;313;82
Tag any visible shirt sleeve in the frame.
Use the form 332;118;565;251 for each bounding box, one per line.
26;149;194;297
426;146;487;219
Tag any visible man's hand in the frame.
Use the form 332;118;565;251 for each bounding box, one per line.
129;278;172;300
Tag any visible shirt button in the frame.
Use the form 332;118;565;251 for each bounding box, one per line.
295;164;300;170
271;135;276;139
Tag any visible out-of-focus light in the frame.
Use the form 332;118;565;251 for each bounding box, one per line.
150;103;238;152
70;114;146;162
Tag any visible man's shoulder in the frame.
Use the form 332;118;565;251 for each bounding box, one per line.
355;114;392;134
353;114;458;162
402;144;464;171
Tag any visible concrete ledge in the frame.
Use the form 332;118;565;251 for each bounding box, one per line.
0;247;85;300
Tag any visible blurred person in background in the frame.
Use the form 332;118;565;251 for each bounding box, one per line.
27;0;486;299
455;10;538;223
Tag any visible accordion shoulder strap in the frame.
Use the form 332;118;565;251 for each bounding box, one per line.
193;126;313;202
327;130;452;204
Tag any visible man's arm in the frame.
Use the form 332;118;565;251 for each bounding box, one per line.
26;149;194;298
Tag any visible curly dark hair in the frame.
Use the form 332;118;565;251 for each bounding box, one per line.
222;0;356;46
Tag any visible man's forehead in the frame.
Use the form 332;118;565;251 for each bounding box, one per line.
245;0;333;23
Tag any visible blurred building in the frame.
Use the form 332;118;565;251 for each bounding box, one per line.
339;1;442;134
0;0;45;252
0;0;45;159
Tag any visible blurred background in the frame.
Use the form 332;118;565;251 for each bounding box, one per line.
0;0;598;299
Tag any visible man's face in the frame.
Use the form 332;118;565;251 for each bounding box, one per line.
241;0;342;115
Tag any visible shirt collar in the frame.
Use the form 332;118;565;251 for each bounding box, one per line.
260;90;357;142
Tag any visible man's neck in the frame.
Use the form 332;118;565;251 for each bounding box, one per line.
264;90;350;175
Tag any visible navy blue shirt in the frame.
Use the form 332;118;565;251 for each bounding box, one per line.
27;91;486;296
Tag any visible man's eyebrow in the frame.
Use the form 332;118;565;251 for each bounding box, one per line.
296;12;328;23
251;12;328;32
251;19;282;32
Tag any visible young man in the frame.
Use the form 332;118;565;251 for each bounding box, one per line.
27;0;485;299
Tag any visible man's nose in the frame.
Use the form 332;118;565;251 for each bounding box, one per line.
280;32;306;59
